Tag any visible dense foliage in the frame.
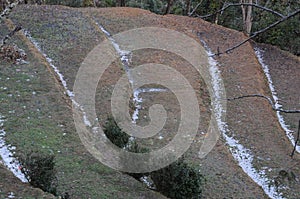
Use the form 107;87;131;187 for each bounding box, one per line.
103;117;130;148
103;117;204;198
252;0;300;55
19;152;57;195
151;158;204;199
38;0;299;55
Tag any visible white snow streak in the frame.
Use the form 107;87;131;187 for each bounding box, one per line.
97;23;167;124
96;23;143;123
23;30;92;127
200;40;283;199
23;30;74;98
255;48;299;154
0;115;27;182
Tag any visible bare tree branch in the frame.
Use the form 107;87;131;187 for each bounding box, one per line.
196;2;285;19
188;0;203;17
1;1;23;48
0;25;22;48
227;94;300;113
291;120;300;157
209;9;300;56
0;0;22;20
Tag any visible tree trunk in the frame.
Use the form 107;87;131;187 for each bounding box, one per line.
165;0;173;15
117;0;125;7
241;0;253;35
185;0;191;16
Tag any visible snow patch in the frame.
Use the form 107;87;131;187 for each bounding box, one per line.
254;48;299;154
200;40;284;199
23;30;92;128
0;115;27;182
140;176;155;189
7;192;15;199
96;23;143;122
23;30;74;98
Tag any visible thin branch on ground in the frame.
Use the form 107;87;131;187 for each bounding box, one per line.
209;9;300;56
228;94;300;157
0;25;22;48
227;94;300;113
291;120;300;157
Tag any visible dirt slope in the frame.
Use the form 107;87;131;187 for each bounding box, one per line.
0;5;299;198
1;9;167;198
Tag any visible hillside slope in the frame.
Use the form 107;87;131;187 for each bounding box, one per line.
0;5;299;198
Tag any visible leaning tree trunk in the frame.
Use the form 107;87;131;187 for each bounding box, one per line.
241;0;253;35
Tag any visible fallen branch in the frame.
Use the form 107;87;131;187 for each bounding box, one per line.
0;25;22;48
228;94;300;156
210;9;300;56
291;120;300;157
227;94;300;113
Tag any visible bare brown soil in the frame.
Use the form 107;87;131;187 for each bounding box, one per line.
1;5;299;198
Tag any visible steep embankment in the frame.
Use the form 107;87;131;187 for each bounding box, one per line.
0;5;299;198
1;6;166;199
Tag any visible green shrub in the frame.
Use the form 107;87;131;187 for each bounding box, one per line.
103;117;204;198
19;152;57;195
103;117;130;148
150;158;204;199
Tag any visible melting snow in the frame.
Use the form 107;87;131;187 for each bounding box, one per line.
23;30;74;98
23;30;92;127
7;192;15;199
200;40;284;199
0;115;27;182
97;23;168;124
6;192;15;199
140;176;155;189
255;48;299;154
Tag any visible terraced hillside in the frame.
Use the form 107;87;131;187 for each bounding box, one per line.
0;5;299;199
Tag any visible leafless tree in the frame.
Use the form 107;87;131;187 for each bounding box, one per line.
195;2;300;56
184;0;191;16
240;0;253;35
165;0;174;15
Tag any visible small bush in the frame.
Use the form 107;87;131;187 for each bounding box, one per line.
103;117;130;148
19;152;57;195
103;117;204;198
103;117;150;179
150;158;204;199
